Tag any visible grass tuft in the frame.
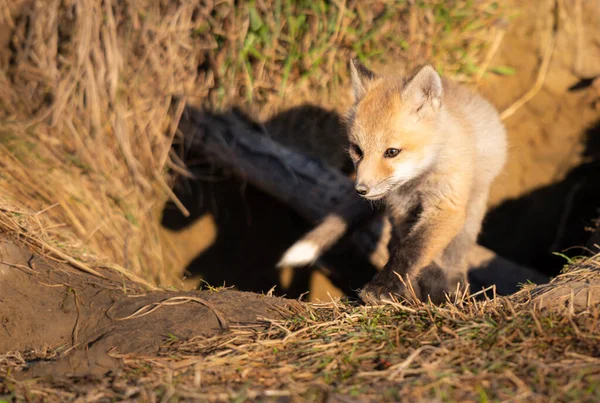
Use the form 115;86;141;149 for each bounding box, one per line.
196;0;512;115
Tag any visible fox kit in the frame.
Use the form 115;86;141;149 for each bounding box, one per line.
278;59;507;304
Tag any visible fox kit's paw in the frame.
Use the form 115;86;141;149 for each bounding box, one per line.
358;270;409;305
416;264;449;305
359;264;449;305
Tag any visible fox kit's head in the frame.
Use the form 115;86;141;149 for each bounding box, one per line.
346;60;444;200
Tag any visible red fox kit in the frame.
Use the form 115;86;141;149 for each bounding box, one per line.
278;59;507;304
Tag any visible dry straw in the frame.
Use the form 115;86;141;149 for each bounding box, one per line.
0;0;204;285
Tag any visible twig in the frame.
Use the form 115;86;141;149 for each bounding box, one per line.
70;288;81;347
475;26;507;84
154;172;190;217
386;345;444;381
111;296;230;330
500;9;557;120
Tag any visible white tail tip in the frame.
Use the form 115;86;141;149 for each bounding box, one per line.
277;240;320;268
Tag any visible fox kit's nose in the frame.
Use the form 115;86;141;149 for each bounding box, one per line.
355;184;369;196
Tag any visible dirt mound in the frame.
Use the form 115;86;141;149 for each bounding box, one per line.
0;237;300;378
2;234;599;401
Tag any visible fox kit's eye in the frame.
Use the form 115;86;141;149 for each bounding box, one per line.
350;143;363;160
384;148;401;158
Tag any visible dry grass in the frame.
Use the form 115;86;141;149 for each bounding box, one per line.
0;197;156;289
0;199;598;400
2;258;599;402
0;0;201;285
0;0;510;287
193;0;514;117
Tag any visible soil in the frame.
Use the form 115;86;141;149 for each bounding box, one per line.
2;233;599;397
0;237;301;378
478;0;600;271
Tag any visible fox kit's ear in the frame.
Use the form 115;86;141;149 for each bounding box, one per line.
349;59;377;102
402;65;443;117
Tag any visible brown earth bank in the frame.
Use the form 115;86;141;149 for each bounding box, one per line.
0;237;301;378
477;0;600;272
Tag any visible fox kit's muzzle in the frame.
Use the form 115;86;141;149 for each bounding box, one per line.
355;183;369;195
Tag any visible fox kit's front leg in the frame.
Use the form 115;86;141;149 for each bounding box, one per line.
359;197;466;304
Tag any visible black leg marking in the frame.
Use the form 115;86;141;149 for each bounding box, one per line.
417;263;449;305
